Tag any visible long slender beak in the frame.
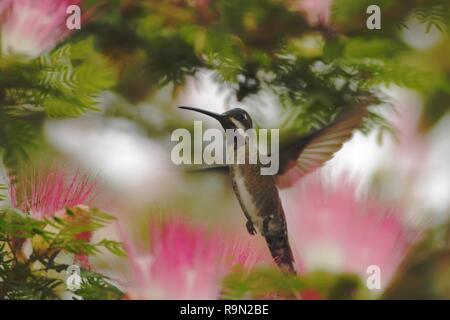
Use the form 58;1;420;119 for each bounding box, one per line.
178;106;224;123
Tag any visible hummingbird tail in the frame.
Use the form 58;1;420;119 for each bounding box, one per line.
265;233;297;275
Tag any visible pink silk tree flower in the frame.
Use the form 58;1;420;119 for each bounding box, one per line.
8;164;98;268
295;0;333;26
1;0;81;58
284;175;419;290
9;165;97;220
119;220;258;300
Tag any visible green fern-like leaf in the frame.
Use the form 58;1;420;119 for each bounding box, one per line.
74;270;124;300
413;1;449;32
0;184;7;203
0;114;39;172
38;39;117;117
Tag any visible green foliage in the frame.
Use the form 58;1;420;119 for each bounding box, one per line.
0;39;116;117
382;223;450;299
222;267;305;299
222;267;369;300
0;184;7;203
0;207;125;300
38;39;117;117
0;248;63;300
0;113;40;171
0;39;117;173
74;270;124;300
0;207;124;256
342;38;400;59
413;0;450;32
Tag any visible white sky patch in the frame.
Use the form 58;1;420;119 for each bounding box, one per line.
321;130;384;193
175;70;230;115
301;242;345;273
45;117;177;202
413;115;450;220
401;15;443;50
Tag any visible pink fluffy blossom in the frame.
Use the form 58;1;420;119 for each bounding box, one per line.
120;219;258;300
295;0;333;26
9;164;97;220
1;0;81;58
8;164;98;269
285;175;418;289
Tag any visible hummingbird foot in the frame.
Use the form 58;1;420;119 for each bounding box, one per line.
246;220;257;235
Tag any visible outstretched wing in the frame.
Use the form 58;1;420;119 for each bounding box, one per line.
276;107;367;188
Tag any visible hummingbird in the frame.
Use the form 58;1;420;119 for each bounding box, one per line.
179;105;367;274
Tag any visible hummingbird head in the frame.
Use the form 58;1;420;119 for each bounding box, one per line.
179;106;253;130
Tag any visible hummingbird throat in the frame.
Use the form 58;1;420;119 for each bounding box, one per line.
171;121;280;175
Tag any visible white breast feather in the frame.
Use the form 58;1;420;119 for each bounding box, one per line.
233;169;264;231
